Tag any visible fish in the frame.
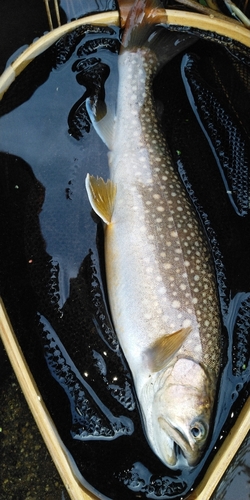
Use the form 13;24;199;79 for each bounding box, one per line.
85;0;221;468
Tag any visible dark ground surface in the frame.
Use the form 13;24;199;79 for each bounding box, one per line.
0;354;71;500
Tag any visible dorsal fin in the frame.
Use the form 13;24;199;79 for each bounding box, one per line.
147;326;192;372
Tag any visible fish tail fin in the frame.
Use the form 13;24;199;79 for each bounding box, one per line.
121;0;196;69
121;0;165;49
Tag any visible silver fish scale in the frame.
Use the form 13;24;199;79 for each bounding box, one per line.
110;48;221;378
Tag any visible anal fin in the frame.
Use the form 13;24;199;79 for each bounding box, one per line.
85;173;116;224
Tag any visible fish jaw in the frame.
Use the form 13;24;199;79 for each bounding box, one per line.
157;416;207;467
141;358;215;467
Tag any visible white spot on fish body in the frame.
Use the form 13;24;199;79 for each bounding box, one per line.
163;263;172;270
183;319;192;328
170;231;178;238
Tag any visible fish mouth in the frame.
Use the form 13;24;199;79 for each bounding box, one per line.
158;417;200;467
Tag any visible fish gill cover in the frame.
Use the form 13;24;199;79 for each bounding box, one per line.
0;2;249;499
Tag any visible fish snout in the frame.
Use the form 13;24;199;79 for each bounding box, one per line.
158;417;206;467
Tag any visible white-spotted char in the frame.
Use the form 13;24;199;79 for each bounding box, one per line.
85;0;221;468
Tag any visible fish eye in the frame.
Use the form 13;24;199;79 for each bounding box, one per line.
190;421;206;441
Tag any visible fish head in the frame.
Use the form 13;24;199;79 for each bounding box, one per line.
150;358;215;468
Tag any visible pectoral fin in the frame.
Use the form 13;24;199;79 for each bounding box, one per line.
85;173;116;224
147;326;192;372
